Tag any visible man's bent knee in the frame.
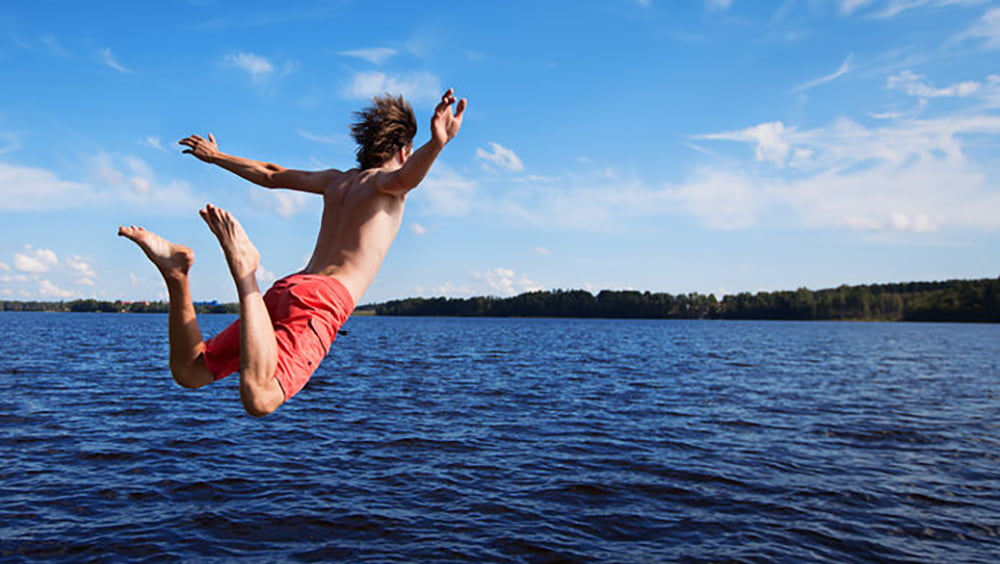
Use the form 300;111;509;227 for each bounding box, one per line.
240;381;285;417
170;362;215;389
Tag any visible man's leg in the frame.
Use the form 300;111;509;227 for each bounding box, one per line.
117;226;214;389
199;204;285;417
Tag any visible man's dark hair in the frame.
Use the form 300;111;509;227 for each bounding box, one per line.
351;94;417;169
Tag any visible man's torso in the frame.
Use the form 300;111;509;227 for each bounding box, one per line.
301;168;405;304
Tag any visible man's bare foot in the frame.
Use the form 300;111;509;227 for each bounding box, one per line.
118;225;194;278
199;204;260;284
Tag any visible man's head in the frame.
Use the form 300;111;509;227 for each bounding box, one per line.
351;94;417;169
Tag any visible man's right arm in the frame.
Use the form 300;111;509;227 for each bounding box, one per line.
179;133;338;195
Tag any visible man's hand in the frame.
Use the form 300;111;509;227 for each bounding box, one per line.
430;89;467;147
179;133;221;163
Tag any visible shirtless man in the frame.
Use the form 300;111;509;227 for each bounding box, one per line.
118;89;466;416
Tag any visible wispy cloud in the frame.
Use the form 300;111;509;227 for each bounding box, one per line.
688;105;1000;232
887;70;981;97
98;47;131;73
706;0;733;11
842;0;991;19
967;7;1000;48
468;68;1000;236
0;153;203;214
38;279;73;298
342;71;442;103
66;255;97;286
141;136;165;150
416;164;478;216
472;267;543;296
225;52;293;83
476;142;525;172
40;35;69;57
0;162;95;212
248;188;311;218
296;130;343;144
0;132;21;154
338;47;397;64
792;55;853;92
693;122;794;166
410;223;428;236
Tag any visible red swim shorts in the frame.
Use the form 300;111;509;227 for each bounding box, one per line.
202;273;355;400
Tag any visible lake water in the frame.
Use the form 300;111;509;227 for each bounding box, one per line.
1;312;998;562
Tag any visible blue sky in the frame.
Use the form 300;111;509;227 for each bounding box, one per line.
1;0;999;305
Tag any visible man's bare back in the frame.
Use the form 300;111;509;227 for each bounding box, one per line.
119;89;466;416
301;167;409;304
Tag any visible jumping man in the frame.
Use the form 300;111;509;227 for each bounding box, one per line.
118;89;467;416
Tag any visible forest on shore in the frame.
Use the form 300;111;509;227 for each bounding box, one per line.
2;278;998;322
368;278;1000;323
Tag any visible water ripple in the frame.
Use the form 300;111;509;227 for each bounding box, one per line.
1;314;998;562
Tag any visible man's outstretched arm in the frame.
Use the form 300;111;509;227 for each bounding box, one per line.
178;133;338;194
376;89;467;196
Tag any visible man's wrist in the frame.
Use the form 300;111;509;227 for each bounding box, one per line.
429;137;446;151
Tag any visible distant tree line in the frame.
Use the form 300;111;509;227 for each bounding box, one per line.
3;278;998;322
369;278;1000;323
0;300;239;314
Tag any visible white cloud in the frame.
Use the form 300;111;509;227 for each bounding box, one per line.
472;267;543;296
665;169;762;230
843;0;990;18
690;110;1000;232
38;279;73;299
535;246;552;256
706;0;732;11
88;153;204;213
257;266;278;287
343;71;442;103
98;47;131;73
249;188;313;218
417;165;478;216
225;52;293;83
887;70;981;98
412;282;475;298
410;223;428;236
476;142;525;173
14;246;58;273
0;162;96;211
296;130;344;144
793;55;853;92
142;136;164;150
968;7;1000;49
0;132;20;154
0;262;9;271
694;121;793;166
40;35;69;57
66;255;97;284
338;47;397;64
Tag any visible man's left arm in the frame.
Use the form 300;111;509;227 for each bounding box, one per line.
376;89;467;196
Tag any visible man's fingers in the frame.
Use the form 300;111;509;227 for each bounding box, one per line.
455;98;467;118
208;133;216;144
